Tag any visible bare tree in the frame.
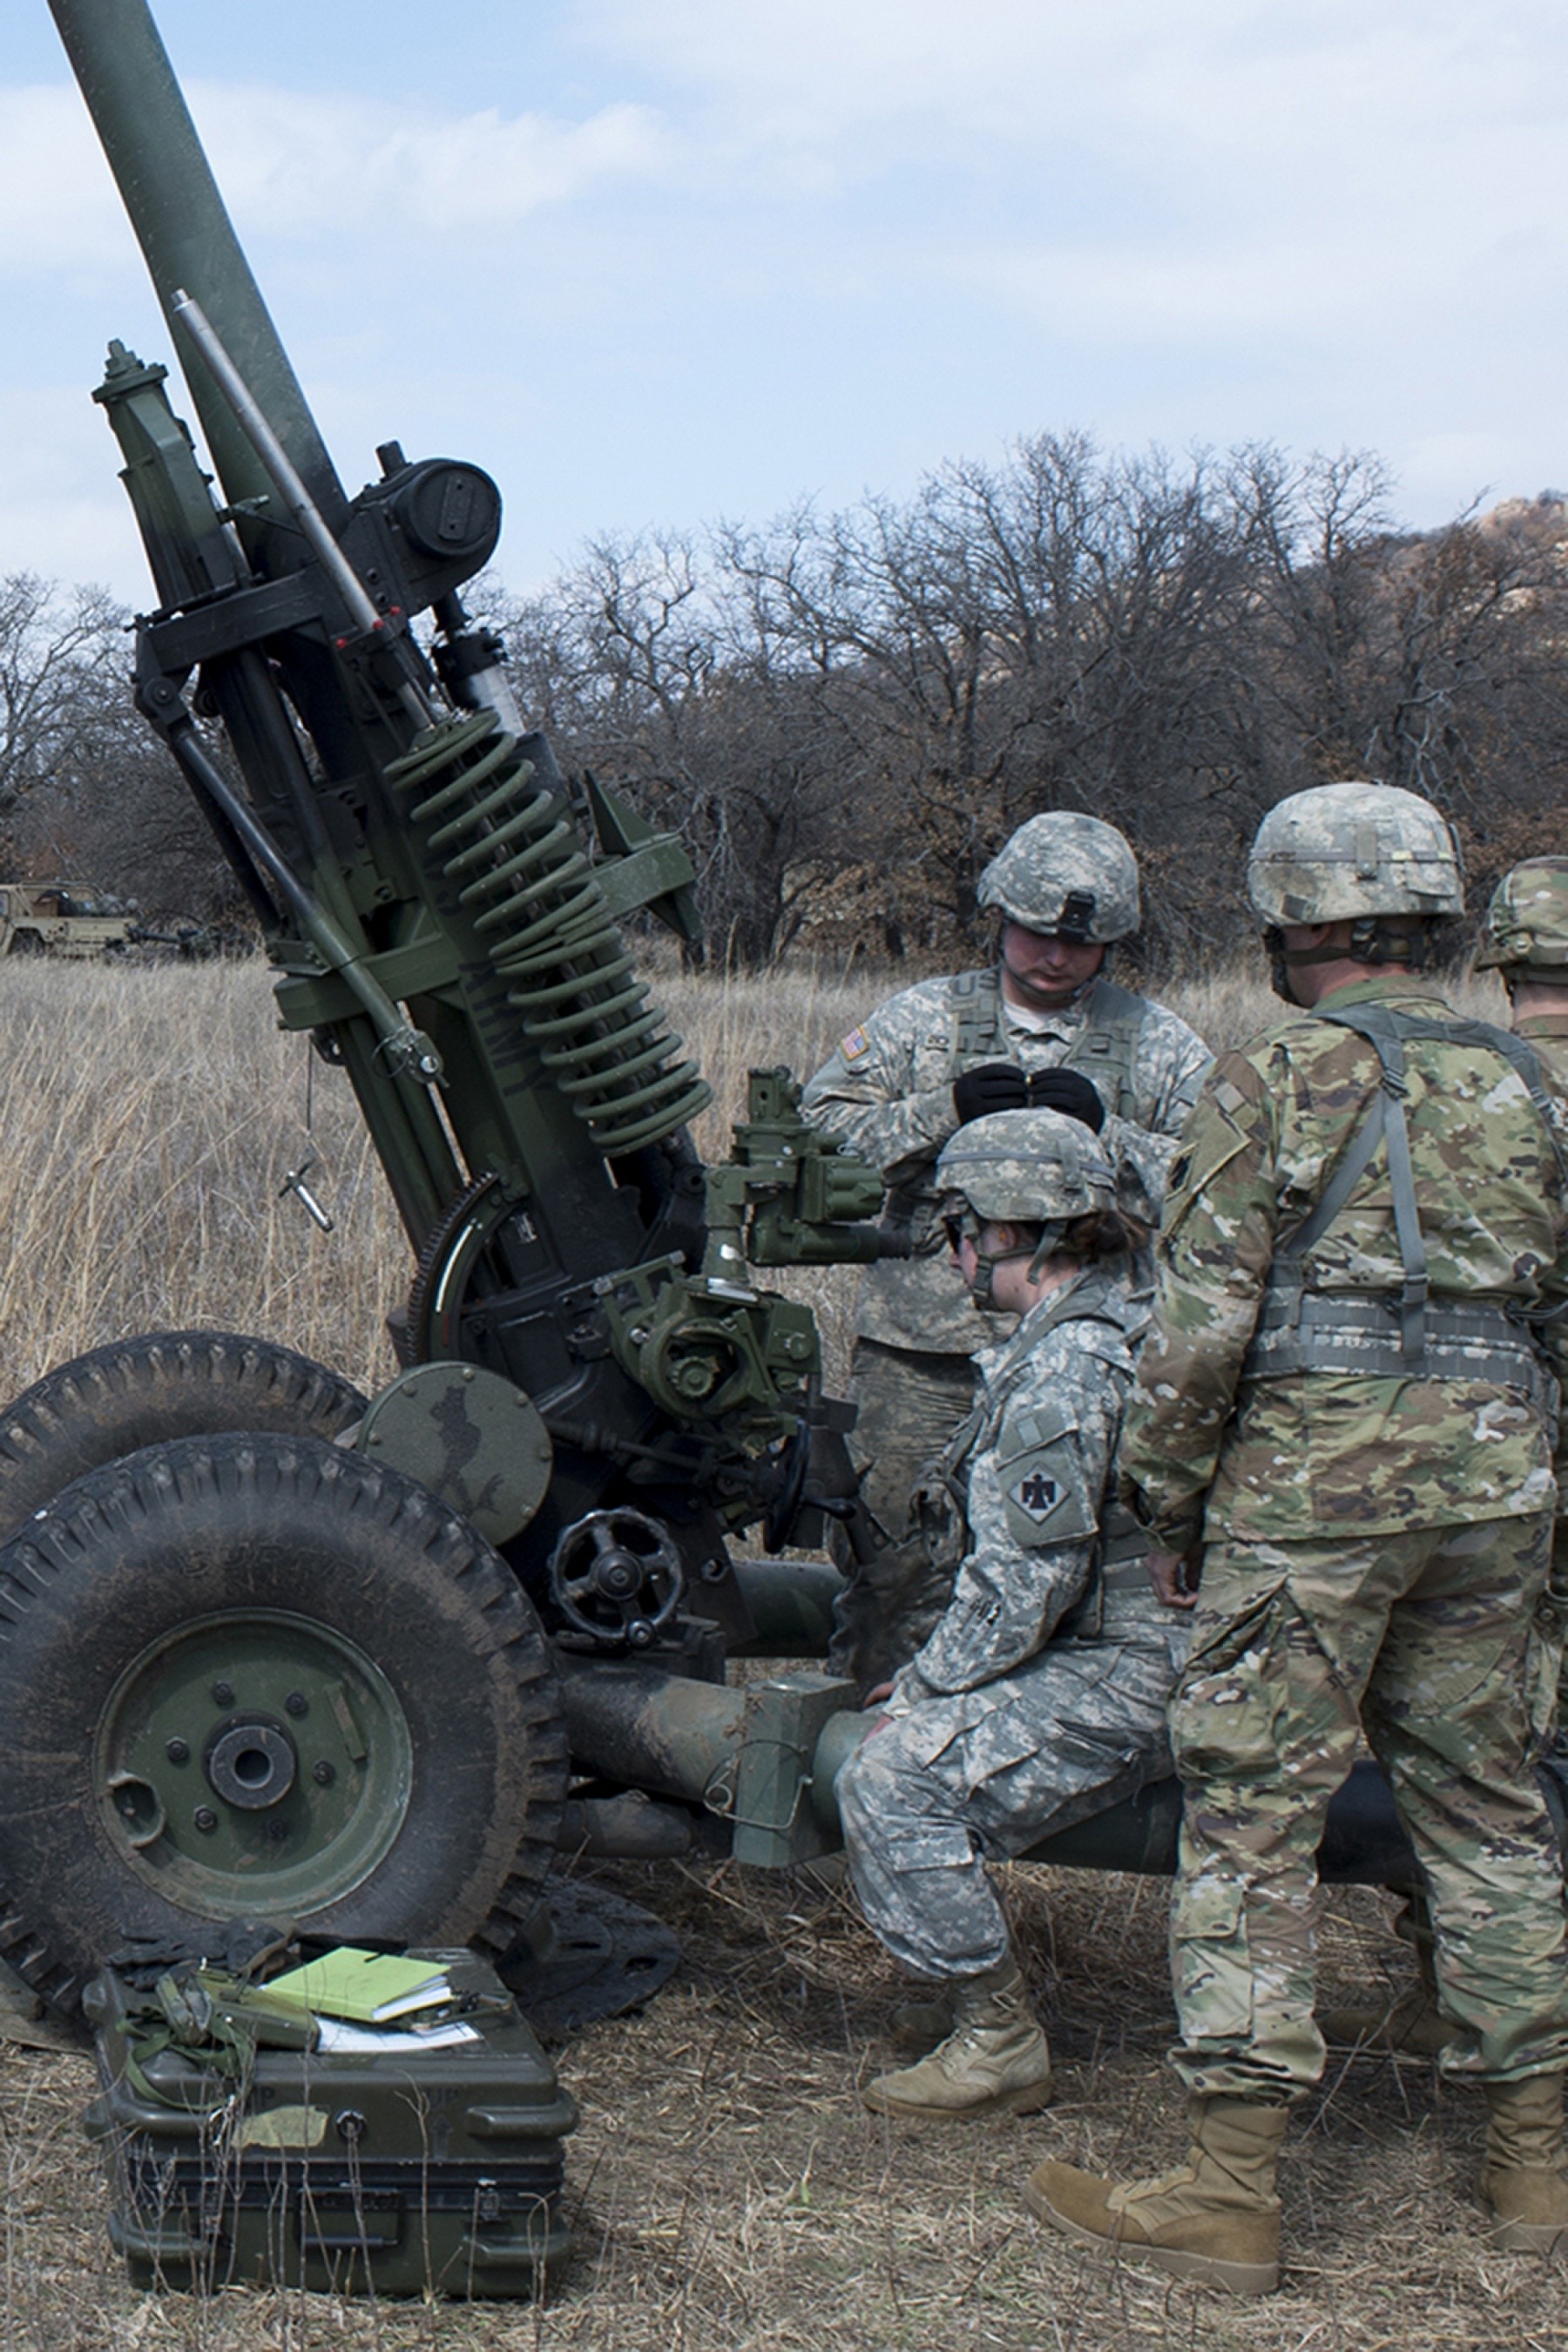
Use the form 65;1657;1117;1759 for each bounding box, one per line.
0;572;252;923
0;575;129;821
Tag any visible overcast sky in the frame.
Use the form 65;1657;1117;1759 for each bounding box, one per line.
7;0;1567;607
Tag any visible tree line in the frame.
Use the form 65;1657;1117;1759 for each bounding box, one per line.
6;436;1566;970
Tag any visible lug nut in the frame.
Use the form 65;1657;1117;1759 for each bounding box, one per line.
313;1761;336;1786
285;1692;308;1717
212;1680;235;1707
193;1807;218;1833
166;1737;190;1764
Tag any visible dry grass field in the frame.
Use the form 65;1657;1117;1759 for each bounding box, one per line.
0;949;1556;2352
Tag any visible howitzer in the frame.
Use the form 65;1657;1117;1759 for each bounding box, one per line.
3;0;1558;2020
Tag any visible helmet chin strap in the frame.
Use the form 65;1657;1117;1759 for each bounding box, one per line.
1025;1220;1070;1282
999;940;1106;1010
963;1217;1067;1312
1263;919;1429;1004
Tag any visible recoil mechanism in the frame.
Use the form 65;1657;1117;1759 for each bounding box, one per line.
390;712;712;1155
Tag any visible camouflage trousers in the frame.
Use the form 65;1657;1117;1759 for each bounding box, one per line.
837;1617;1184;1979
1171;1514;1568;2100
828;1337;978;1688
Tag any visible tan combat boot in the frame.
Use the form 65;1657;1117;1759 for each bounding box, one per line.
888;1984;955;2053
1026;2095;1288;2296
1480;2072;1568;2253
862;1957;1051;2120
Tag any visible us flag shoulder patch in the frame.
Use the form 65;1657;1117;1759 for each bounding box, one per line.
841;1027;870;1063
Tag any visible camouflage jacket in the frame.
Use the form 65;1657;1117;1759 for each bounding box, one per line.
889;1264;1155;1704
1515;1007;1568;1096
801;967;1211;1351
1119;976;1568;1551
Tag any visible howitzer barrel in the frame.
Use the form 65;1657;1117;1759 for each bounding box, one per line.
555;1656;749;1815
49;0;345;524
555;1651;1568;1888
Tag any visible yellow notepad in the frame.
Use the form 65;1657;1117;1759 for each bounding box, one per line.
259;1948;453;2024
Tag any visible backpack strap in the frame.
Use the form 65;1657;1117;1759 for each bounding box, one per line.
1262;1003;1567;1375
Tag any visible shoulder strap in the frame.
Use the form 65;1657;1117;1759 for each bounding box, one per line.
1311;1005;1429;1360
947;967;1007;1065
990;1275;1129;1392
1276;1003;1568;1369
1061;976;1146;1119
1389;1014;1568;1198
1081;974;1146;1024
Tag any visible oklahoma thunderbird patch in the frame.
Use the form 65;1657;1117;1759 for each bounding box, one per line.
995;1409;1096;1550
1012;1469;1060;1521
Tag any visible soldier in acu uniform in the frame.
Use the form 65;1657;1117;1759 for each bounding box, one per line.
837;1107;1189;2123
802;812;1210;1690
1031;784;1568;2295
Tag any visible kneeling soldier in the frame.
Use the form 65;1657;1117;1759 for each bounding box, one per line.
837;1106;1190;2122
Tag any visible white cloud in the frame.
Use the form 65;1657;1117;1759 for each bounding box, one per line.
0;76;670;279
0;389;145;596
0;89;133;273
564;0;1568;405
186;81;670;239
581;0;1173;138
581;0;1565;142
580;0;1568;220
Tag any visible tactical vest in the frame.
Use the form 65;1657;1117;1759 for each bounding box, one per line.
1242;1003;1568;1394
879;969;1152;1254
918;1280;1150;1640
947;966;1147;1120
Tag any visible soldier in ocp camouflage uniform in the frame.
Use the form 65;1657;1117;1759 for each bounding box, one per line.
837;1107;1189;2124
1479;855;1568;1094
1324;855;1568;2061
802;812;1210;1690
1031;784;1568;2296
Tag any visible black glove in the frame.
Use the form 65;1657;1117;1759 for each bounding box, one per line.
1028;1068;1106;1132
952;1062;1029;1124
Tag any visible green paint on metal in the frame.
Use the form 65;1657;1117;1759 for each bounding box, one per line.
355;1362;553;1544
93;1609;412;1916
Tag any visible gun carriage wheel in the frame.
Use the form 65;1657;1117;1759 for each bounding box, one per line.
0;1430;567;2016
0;1330;368;1543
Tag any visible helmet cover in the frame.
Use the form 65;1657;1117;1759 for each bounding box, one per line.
1475;857;1568;974
1247;782;1463;927
977;812;1139;942
936;1106;1117;1227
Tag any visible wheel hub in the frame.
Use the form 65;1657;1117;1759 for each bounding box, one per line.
204;1716;298;1809
94;1608;414;1916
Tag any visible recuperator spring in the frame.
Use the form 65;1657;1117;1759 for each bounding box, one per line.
389;711;712;1154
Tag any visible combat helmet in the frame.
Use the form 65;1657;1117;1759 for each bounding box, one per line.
936;1106;1117;1307
1475;858;1568;981
1247;782;1463;927
977;812;1140;941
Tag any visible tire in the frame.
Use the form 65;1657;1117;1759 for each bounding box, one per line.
0;1330;368;1544
0;1430;568;2014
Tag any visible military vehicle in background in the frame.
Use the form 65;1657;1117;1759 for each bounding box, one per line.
0;880;213;958
0;880;142;956
0;0;1535;2025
